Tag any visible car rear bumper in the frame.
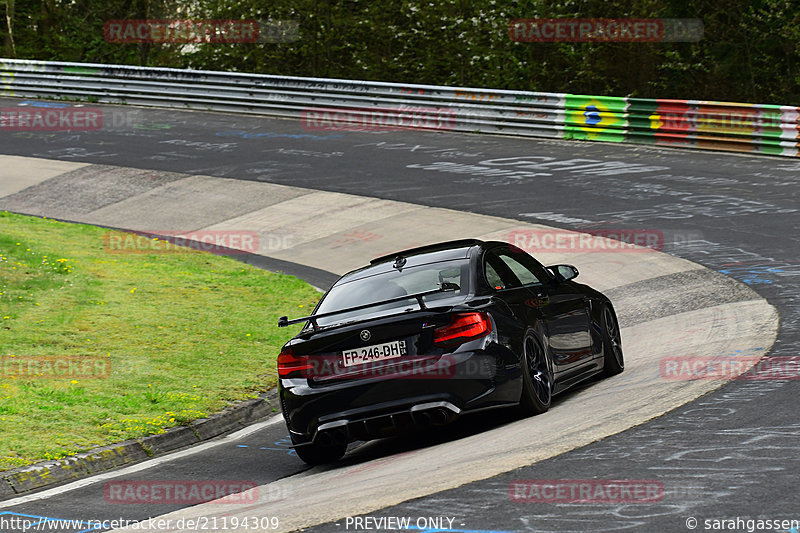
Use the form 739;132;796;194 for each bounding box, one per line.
289;399;462;447
280;347;519;445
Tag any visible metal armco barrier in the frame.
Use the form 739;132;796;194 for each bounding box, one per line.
2;58;799;157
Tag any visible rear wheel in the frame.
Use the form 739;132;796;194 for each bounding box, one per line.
519;333;553;415
601;306;624;377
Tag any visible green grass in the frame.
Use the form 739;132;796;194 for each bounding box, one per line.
0;212;319;471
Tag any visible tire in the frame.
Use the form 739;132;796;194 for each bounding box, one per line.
519;333;553;415
601;305;624;377
292;439;347;465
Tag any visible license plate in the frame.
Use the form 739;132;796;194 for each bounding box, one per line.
341;340;407;367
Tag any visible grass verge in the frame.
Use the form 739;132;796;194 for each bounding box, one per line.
0;211;318;471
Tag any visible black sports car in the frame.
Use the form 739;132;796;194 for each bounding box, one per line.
276;239;623;464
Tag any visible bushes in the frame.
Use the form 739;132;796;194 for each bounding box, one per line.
1;0;798;104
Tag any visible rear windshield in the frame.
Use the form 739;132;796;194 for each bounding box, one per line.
313;259;471;327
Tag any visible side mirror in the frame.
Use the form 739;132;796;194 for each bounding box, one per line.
548;264;579;282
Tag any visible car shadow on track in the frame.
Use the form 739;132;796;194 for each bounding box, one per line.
319;380;600;469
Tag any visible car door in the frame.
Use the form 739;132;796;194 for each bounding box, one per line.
485;246;593;375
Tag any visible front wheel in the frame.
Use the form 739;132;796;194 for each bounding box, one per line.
519;334;553;415
601;305;624;377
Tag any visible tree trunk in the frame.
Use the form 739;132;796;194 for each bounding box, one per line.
3;0;15;57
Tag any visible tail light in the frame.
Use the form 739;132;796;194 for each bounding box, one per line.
433;312;492;344
277;346;314;378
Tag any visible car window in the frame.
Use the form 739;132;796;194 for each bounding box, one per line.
485;261;504;289
314;259;471;326
485;252;522;289
496;252;543;286
485;248;546;289
511;247;554;282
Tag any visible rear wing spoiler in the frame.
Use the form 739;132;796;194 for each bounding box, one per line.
277;283;459;330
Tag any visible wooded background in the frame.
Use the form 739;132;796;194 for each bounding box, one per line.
2;0;798;104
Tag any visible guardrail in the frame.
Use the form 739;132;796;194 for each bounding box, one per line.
2;58;799;157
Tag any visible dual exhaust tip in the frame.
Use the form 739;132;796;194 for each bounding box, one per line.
410;400;461;427
412;407;453;426
315;427;348;447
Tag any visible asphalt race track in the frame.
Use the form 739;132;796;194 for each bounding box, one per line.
0;98;798;532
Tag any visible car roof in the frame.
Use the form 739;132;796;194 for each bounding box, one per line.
335;239;486;285
369;239;484;264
